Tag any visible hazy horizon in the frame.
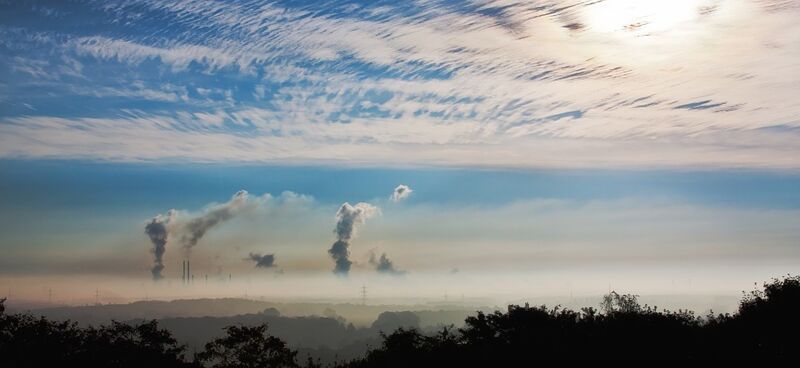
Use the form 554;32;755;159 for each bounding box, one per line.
2;0;800;320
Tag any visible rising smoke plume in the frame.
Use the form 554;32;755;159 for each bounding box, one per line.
247;253;276;268
144;211;175;280
328;202;379;275
390;184;413;203
144;190;254;280
180;190;251;251
369;251;406;276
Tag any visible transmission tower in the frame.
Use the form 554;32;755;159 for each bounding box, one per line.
361;285;367;305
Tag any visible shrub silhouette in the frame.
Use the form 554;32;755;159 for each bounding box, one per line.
599;291;642;313
196;324;299;368
84;320;190;366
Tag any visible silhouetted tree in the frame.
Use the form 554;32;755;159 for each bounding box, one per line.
720;274;800;362
0;308;87;366
0;297;193;368
197;324;299;368
599;291;642;313
302;356;323;368
83;320;190;366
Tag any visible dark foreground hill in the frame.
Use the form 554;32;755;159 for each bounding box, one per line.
2;275;799;367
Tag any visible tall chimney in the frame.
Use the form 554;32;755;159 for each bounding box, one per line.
182;260;186;284
188;260;191;284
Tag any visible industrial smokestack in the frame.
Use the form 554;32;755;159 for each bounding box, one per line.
187;260;191;284
328;202;379;275
143;190;270;280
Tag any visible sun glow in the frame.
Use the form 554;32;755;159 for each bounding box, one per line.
583;0;702;35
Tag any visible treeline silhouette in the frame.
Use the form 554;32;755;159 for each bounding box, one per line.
2;275;799;367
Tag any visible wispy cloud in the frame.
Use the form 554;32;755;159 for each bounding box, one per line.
0;0;798;168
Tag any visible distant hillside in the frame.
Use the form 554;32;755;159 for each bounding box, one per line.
22;298;485;328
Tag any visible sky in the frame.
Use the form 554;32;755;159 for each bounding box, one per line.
1;0;799;306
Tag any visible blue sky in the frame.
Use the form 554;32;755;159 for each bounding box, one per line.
3;160;800;212
1;1;799;303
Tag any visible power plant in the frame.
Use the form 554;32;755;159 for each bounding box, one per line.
179;260;236;286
